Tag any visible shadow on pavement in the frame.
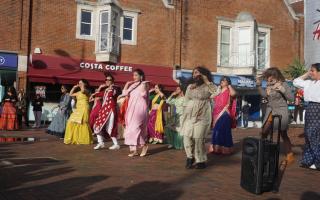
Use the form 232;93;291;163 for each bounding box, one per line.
300;191;320;200
84;181;183;200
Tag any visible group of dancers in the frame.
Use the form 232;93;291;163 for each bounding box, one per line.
44;63;320;170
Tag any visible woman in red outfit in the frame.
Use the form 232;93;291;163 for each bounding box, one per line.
0;86;18;130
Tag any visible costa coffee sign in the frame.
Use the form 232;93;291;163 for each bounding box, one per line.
80;62;133;72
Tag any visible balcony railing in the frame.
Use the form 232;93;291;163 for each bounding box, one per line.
96;32;120;55
219;50;268;70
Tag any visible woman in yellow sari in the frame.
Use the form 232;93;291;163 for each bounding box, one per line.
64;79;93;145
147;84;166;144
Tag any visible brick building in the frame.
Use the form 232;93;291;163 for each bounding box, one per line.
0;0;304;122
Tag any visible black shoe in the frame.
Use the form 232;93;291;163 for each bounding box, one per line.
195;162;206;169
185;158;194;169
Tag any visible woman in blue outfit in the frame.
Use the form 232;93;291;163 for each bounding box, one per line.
47;85;72;138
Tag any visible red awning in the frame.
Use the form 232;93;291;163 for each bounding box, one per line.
28;54;178;90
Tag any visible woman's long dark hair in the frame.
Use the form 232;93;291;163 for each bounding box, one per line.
7;86;17;97
220;76;231;85
133;69;145;81
80;79;91;96
311;63;320;72
262;67;285;82
185;66;213;87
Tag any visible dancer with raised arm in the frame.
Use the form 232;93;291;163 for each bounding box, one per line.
92;73;120;150
64;79;93;145
209;76;237;155
293;63;320;170
181;66;218;169
120;69;149;157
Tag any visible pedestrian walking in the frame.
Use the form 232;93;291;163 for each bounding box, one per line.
120;69;149;157
64;79;93;145
209;76;237;155
0;86;18;130
256;67;295;165
47;85;72;138
293;88;304;124
293;63;320;170
181;66;218;169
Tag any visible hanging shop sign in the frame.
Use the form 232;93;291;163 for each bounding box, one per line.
0;53;18;70
34;86;46;98
80;62;133;72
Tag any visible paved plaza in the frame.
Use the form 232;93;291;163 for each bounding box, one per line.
0;127;319;200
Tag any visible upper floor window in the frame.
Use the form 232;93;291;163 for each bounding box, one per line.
80;10;92;36
220;26;231;66
123;16;133;41
76;3;95;41
257;33;267;69
217;12;271;70
121;11;138;45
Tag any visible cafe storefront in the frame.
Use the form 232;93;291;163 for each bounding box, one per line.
27;54;178;122
0;52;18;101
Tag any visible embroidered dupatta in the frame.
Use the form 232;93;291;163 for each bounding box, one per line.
212;89;236;128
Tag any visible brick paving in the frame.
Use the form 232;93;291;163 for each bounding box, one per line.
0;127;319;200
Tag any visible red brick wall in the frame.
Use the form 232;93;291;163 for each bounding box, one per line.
0;0;303;72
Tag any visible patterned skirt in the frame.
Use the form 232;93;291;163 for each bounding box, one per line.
0;102;18;130
301;102;320;168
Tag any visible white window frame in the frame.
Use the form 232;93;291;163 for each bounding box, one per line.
217;18;271;69
76;4;96;41
120;11;138;45
257;27;271;69
217;20;234;67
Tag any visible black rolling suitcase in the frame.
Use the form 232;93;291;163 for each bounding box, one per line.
240;115;281;195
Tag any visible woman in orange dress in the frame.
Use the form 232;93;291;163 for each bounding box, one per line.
0;86;18;130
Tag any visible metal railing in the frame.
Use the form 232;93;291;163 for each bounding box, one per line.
96;32;120;55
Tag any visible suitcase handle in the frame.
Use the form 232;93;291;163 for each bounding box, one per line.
270;114;282;145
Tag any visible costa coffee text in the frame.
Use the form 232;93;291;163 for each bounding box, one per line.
80;62;133;72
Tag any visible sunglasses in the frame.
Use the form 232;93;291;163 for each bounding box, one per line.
105;78;113;81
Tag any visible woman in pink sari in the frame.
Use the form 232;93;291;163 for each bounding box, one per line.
209;76;237;155
120;69;149;157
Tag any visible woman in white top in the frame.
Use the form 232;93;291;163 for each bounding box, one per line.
293;63;320;171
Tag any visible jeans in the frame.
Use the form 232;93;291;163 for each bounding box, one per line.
33;111;42;127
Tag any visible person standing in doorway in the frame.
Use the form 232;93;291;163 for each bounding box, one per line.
181;66;218;169
242;102;250;128
16;89;27;129
32;94;43;128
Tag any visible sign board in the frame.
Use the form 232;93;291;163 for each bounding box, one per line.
305;0;320;66
0;53;18;70
34;86;46;98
